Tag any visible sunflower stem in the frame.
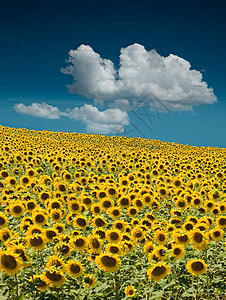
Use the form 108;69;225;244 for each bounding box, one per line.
114;271;119;299
14;274;19;300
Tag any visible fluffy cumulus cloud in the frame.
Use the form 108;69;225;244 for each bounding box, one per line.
14;102;65;119
14;103;129;134
61;43;217;111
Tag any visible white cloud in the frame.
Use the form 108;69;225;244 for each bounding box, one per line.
14;102;66;119
61;43;217;111
14;102;129;134
67;104;129;134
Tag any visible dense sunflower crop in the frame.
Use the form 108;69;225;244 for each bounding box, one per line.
0;125;225;299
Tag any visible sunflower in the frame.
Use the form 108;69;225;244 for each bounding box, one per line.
152;246;169;262
118;196;130;208
108;207;122;220
100;198;114;211
144;242;155;256
209;227;224;242
106;186;118;199
82;274;96;288
147;262;171;281
105;243;122;255
50;209;63;223
216;216;226;228
106;229;122;244
54;242;72;257
54;223;66;235
91;203;102;216
96;253;121;272
154;230;169;245
131;226;145;242
71;236;87;252
10;201;25;218
172;232;190;246
20;175;30;186
32;210;48;226
186;259;207;276
12;244;30;263
66;260;84;278
0;212;8;228
189;229;209;250
170;244;185;260
42;269;66;287
0;251;23;275
182;221;194;232
127;206;138;218
6;176;18;187
113;220;126;232
27;234;46;251
27;224;44;236
74;215;88;229
46;255;66;271
124;285;136;297
96;190;107;201
87;234;103;254
45;228;58;242
48;199;63;210
32;275;49;292
92;229;106;240
26;199;37;212
142;193;153;206
0;228;13;243
81;195;92;208
92;216;108;228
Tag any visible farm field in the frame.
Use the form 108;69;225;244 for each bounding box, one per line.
0;125;225;299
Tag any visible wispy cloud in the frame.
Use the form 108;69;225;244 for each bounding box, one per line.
14;103;129;134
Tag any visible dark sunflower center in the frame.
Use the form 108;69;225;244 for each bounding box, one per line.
152;265;166;276
77;218;86;227
35;214;45;223
158;234;165;241
13;206;22;214
83;198;91;205
194;232;203;243
1;254;17;269
59;185;66;192
109;188;116;195
46;230;56;239
45;271;62;282
191;261;204;271
121;198;129;206
110;246;119;253
99;192;106;198
95;218;105;227
0;217;6;225
213;231;220;237
185;223;193;231
101;255;116;267
70;264;80;273
91;238;100;249
74;238;85;247
27;202;35;210
130;208;137;215
94;207;100;213
178;235;188;243
30;236;43;246
174;248;181;255
110;232;119;241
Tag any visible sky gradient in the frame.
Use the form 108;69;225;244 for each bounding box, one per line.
0;0;226;147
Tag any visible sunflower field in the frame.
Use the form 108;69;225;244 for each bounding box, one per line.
0;125;225;300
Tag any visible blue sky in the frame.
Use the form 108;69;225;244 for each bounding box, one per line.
0;0;225;147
